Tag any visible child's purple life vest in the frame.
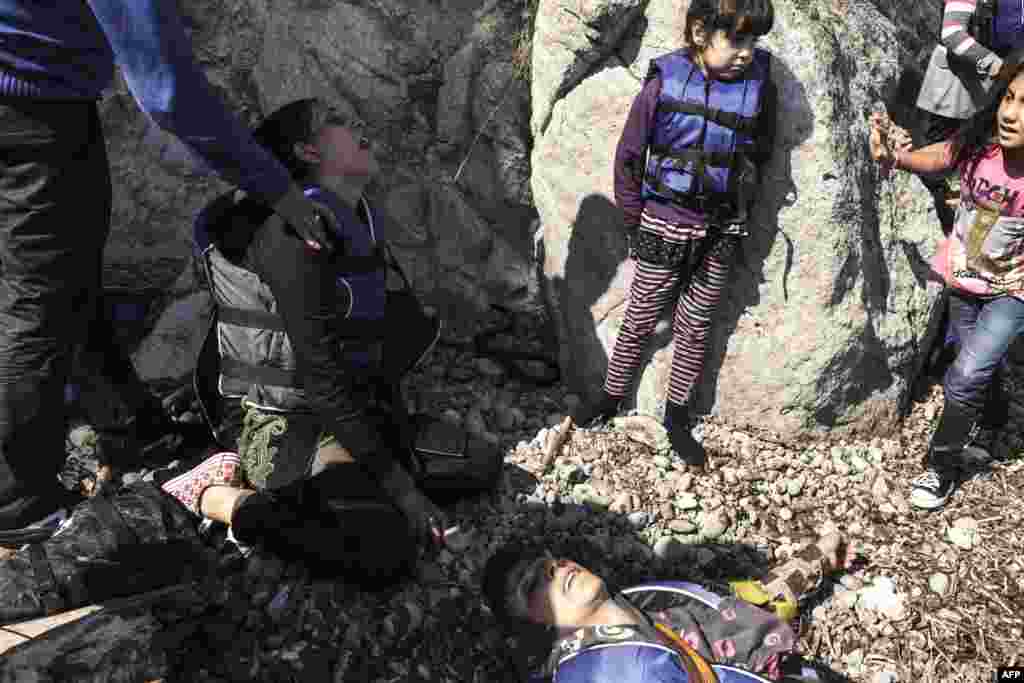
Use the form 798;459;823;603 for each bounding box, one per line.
641;49;769;211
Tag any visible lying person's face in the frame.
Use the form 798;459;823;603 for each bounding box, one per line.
314;115;379;179
516;556;610;627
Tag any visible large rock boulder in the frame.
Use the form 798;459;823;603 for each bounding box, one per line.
533;0;948;435
98;0;539;382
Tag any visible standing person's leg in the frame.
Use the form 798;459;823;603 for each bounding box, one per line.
0;101;111;529
663;234;740;466
910;293;1024;509
579;243;684;425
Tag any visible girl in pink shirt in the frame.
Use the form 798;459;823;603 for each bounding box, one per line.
870;48;1024;510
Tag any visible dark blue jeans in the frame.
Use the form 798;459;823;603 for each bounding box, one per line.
944;290;1024;425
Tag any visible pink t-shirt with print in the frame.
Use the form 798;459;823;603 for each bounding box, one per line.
943;145;1024;298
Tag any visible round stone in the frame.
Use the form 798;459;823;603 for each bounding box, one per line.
928;572;950;596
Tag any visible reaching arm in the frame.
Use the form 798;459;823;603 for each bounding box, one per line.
893;142;958;175
869;114;957;175
85;0;292;205
940;0;1003;78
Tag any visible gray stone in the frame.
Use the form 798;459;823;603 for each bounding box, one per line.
132;292;211;382
609;492;632;513
554;504;589;530
669;519;697;534
928;572;950;597
495;404;527;431
848;455;869;472
653;536;685;562
611;415;671;452
836;590;860;610
475;357;507;379
947;518;979;550
533;0;943;436
698;511;730;540
573;483;610;509
676;493;699;511
464;407;489;438
627;511;650;529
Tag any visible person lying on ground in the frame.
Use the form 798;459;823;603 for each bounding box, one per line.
483;532;857;682
0;449;416;625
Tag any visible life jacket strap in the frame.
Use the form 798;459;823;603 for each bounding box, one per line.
219;306;287;332
218;306;390;341
657;99;758;135
649;146;737;171
221;356;299;389
329;247;388;274
645;176;738;217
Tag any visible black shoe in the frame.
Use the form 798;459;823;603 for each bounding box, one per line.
0;486;81;545
908;464;957;510
664;402;706;469
572;391;621;427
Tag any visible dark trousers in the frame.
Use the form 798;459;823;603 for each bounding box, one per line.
0;99;111;503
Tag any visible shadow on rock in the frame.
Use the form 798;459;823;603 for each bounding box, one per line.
695;53;814;416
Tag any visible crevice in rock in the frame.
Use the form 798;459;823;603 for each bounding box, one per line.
536;0;650;136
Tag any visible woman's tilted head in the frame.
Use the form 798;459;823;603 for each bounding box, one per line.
253;98;377;183
684;0;774;81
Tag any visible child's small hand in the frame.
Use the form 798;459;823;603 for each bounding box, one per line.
868;113;895;164
888;122;913;153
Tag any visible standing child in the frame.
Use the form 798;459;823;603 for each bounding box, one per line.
870;49;1024;510
574;0;777;470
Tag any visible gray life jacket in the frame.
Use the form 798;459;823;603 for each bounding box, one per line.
192;189;389;416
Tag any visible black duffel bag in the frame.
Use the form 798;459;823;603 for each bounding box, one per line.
394;412;503;504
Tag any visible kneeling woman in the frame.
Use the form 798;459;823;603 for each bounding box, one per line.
194;98;444;544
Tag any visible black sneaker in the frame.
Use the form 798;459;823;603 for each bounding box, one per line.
908;467;956;510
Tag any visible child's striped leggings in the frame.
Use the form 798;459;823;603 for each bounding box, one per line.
603;233;739;407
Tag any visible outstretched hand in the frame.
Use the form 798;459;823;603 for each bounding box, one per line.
869;112;912;165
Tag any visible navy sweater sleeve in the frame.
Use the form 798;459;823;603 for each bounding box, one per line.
85;0;291;204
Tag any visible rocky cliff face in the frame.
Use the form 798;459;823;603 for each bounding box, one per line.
104;0;1022;435
100;0;539;381
531;0;970;436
